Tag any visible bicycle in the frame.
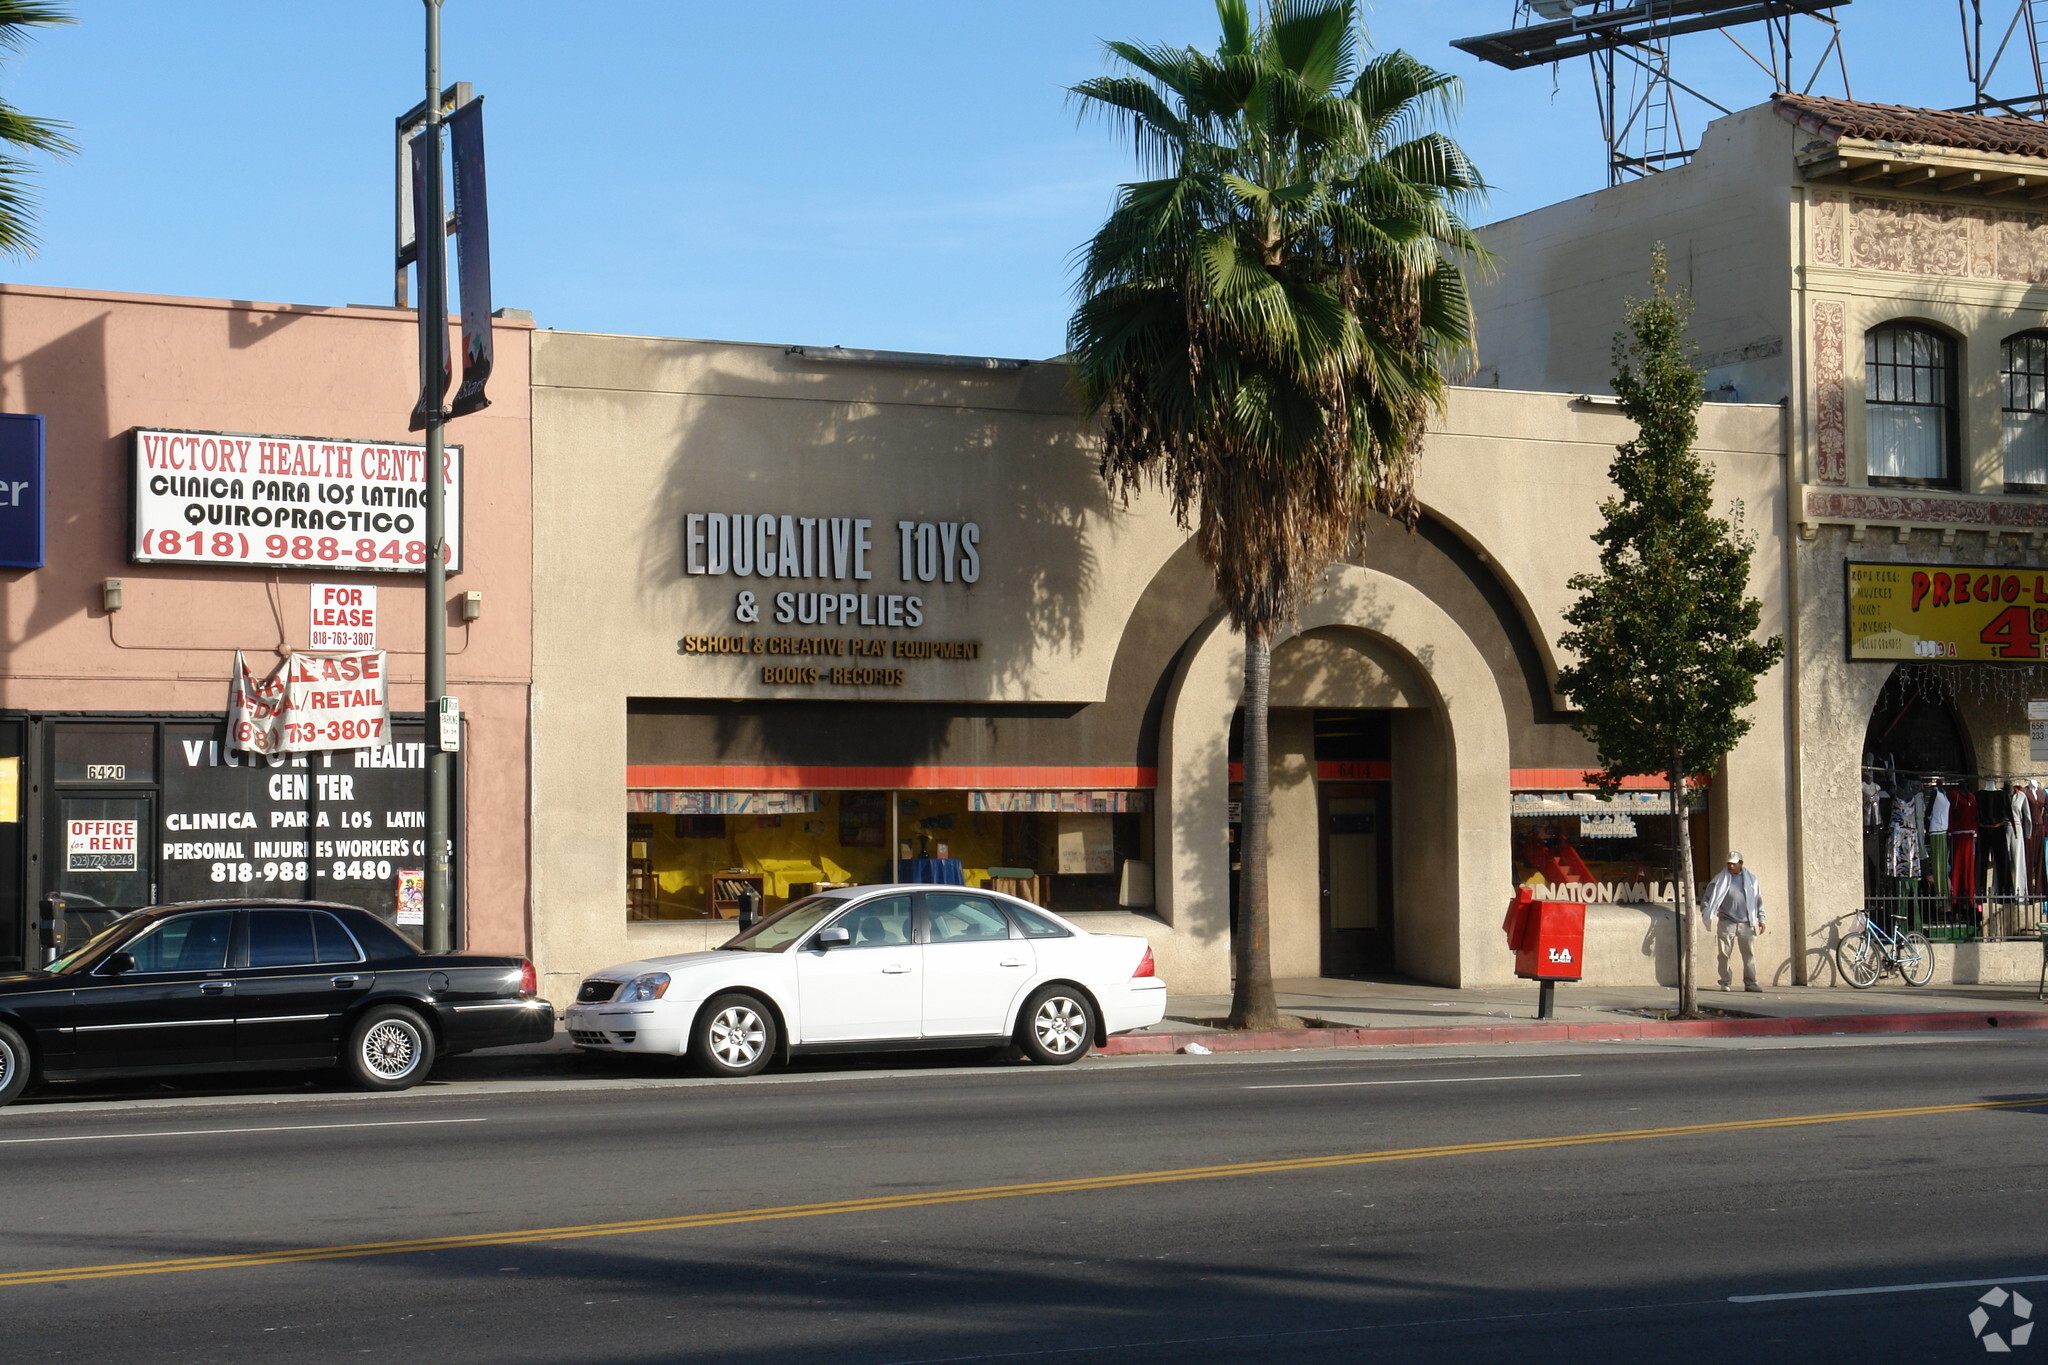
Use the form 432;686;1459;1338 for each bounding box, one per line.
1836;910;1934;988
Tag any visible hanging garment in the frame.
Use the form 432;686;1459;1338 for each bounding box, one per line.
2029;786;2046;895
1929;787;1951;835
1980;787;2009;902
1886;803;1922;878
1952;786;1980;913
2013;787;2033;907
1929;828;1951;903
1864;781;1886;830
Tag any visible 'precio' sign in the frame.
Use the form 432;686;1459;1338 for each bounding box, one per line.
131;428;462;573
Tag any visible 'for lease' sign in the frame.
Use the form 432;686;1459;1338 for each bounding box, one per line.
310;583;378;649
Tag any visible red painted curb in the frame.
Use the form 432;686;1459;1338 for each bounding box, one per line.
1099;1010;2048;1056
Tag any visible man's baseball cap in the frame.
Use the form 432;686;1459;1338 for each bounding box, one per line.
1725;851;1743;864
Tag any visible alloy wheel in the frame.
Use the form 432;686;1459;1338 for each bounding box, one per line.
362;1020;420;1080
710;1006;766;1068
1033;996;1088;1056
0;1035;12;1091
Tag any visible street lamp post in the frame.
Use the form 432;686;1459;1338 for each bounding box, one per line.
420;0;452;951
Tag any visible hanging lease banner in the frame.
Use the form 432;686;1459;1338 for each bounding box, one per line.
1846;561;2048;661
447;97;493;419
229;650;391;755
131;429;461;573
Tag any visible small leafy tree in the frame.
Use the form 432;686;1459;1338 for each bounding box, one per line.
1554;248;1783;1018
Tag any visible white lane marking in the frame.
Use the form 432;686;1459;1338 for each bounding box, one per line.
1731;1273;2048;1303
0;1117;487;1146
1244;1073;1582;1090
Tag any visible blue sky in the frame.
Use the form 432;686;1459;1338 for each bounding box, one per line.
0;1;1980;358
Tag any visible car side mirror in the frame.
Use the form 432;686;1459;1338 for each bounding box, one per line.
103;950;135;976
814;927;851;951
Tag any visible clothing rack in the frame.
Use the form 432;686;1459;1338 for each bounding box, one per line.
1861;763;2048;941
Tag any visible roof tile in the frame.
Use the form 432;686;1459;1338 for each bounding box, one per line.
1774;93;2048;161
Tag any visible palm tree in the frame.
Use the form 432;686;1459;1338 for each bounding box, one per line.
0;2;70;257
1067;0;1484;1028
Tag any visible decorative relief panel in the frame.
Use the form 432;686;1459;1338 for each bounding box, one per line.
1811;191;1843;266
1843;195;2048;283
1805;489;2048;528
1813;300;1846;485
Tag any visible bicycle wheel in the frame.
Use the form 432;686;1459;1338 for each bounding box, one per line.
1898;931;1936;987
1837;932;1879;988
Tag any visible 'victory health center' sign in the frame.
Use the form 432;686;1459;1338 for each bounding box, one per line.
132;429;462;573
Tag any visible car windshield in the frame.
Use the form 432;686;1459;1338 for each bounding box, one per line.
719;895;846;953
47;914;146;974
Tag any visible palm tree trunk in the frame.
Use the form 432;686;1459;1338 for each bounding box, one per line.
1230;626;1281;1030
1671;758;1698;1019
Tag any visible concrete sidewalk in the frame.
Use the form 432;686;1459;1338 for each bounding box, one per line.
1144;974;2048;1033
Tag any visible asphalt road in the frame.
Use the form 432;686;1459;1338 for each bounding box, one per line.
3;1037;2046;1364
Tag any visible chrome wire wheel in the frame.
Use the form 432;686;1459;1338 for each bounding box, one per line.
0;1022;22;1106
1032;995;1089;1057
361;1018;423;1081
709;1005;766;1068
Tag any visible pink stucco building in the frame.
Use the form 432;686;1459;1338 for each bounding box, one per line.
0;283;533;970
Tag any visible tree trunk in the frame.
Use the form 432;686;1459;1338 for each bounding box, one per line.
1670;757;1698;1019
1229;627;1281;1030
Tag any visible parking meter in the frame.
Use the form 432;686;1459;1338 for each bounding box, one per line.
738;889;762;929
36;894;65;965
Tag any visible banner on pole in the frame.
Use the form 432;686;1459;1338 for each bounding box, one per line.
447;97;493;419
408;127;449;432
229;649;391;755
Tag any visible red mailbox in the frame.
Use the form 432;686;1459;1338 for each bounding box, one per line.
1503;886;1585;982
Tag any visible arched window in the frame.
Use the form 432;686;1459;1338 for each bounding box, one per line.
1865;323;1956;487
2003;332;2048;490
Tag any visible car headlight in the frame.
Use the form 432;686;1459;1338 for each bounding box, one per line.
619;972;671;1002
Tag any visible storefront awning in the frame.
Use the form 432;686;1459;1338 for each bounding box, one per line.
627;790;819;815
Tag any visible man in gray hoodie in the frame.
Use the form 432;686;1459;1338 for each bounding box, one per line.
1700;851;1766;992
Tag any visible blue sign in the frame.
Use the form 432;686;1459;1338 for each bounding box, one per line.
0;413;41;568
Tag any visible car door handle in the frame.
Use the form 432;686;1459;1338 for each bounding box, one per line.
881;964;912;974
331;976;360;988
199;981;233;996
999;959;1028;967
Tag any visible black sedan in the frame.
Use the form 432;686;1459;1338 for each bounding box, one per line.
0;900;554;1107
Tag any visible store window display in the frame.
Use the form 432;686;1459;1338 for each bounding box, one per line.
1509;789;1708;904
625;790;1153;921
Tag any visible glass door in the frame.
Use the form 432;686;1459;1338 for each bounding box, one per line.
52;793;155;944
1319;782;1392;977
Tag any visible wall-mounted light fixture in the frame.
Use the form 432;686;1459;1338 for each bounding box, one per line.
101;578;123;612
460;590;483;622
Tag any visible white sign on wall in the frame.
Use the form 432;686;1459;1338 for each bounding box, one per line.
67;819;137;871
2031;699;2048;764
310;583;378;649
132;429;462;573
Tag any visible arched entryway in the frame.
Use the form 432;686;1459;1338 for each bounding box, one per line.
1157;565;1512;990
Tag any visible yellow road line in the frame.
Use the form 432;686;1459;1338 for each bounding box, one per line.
1;1095;2038;1288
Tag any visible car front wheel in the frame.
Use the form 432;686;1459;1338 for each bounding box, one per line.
344;1005;436;1091
1016;986;1095;1066
691;993;778;1077
0;1022;29;1107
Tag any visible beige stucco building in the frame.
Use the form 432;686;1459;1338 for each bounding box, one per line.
1473;94;2048;987
525;331;1786;1002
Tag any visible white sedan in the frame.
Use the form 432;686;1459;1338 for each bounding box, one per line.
565;885;1167;1076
